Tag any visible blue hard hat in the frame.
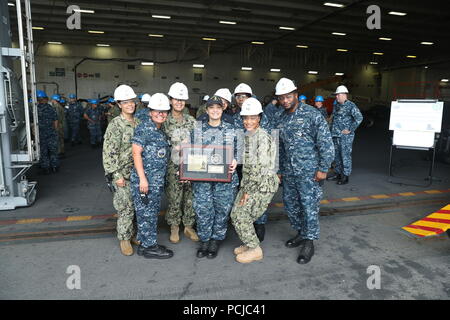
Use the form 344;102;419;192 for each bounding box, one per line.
108;97;115;103
37;90;47;98
315;95;324;102
60;99;66;104
69;94;76;99
299;95;307;101
51;94;61;101
138;94;144;99
89;99;99;105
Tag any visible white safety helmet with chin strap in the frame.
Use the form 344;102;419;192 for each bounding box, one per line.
275;78;297;95
168;82;189;100
202;95;210;101
114;84;137;101
334;85;349;94
240;97;263;116
234;83;252;95
148;93;170;111
141;93;151;103
214;88;232;103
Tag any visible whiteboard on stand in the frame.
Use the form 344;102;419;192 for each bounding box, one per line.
392;130;435;149
389;100;443;133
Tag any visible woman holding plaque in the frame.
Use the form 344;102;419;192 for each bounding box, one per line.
230;98;279;264
190;95;238;259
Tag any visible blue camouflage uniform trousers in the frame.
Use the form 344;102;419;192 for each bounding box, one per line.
333;133;355;176
192;174;238;242
40;133;59;169
130;119;169;248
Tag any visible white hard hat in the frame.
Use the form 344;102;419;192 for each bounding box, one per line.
275;78;297;95
114;84;137;101
141;93;151;103
214;88;232;103
240;97;263;116
334;85;349;94
202;95;210;101
234;83;252;95
168;82;189;100
148;93;170;111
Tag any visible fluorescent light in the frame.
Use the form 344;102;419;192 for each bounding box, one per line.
324;2;344;8
337;49;348;52
332;32;346;36
141;62;154;66
373;52;384;55
219;20;237;25
32;27;45;30
308;71;319;74
193;64;204;68
8;2;15;6
335;73;344;76
279;26;295;31
296;45;309;48
152;15;171;19
251;41;264;45
406;55;417;58
73;9;95;14
424;66;429;69
389;11;407;16
241;67;252;71
96;44;110;47
441;79;449;82
202;37;216;41
88;30;104;34
270;68;281;72
370;62;378;65
48;41;62;45
148;34;164;37
421;42;434;45
379;37;392;41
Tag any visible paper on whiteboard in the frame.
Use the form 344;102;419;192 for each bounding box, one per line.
393;130;435;148
389;101;443;132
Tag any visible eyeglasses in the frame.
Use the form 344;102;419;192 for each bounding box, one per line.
277;94;295;101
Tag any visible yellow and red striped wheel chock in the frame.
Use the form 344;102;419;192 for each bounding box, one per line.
402;204;450;237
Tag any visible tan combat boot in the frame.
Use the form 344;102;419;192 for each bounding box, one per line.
170;225;180;243
236;246;263;263
233;245;249;255
131;237;140;246
184;226;199;242
120;240;133;256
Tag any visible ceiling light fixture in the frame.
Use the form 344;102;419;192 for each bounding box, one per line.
270;68;281;72
241;67;252;71
141;62;154;66
379;37;392;41
421;42;434;45
441;79;449;82
152;15;171;19
279;26;295;31
406;55;417;58
251;41;264;45
337;49;348;52
332;32;346;36
96;44;110;47
148;34;164;37
48;41;62;45
219;20;237;25
373;52;384;55
88;30;104;34
389;11;407;16
202;37;217;41
296;45;309;48
8;2;15;6
335;73;344;76
308;71;319;74
193;64;204;68
32;27;45;30
324;2;344;8
73;9;95;14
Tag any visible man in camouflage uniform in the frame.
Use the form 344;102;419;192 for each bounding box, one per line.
35;90;59;174
66;94;84;146
50;94;66;157
163;82;199;243
131;92;174;259
191;96;239;259
106;98;121;124
230;98;279;264
195;95;209;118
83;99;103;148
274;78;334;264
329;85;363;185
103;85;140;256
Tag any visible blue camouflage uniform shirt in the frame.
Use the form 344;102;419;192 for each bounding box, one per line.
131;119;170;188
66;102;84;123
275;103;335;176
37;103;58;137
330;100;363;137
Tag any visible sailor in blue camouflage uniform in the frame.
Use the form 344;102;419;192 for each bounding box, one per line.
83;99;103;148
35;90;59;174
191;96;239;259
274;78;334;264
66;94;84;146
329;85;363;185
131;93;174;259
314;96;329;120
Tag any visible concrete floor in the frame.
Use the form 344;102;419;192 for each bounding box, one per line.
0;118;449;300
